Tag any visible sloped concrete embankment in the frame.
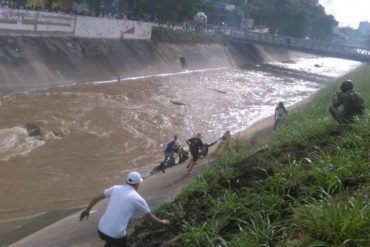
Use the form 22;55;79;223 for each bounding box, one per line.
0;36;303;93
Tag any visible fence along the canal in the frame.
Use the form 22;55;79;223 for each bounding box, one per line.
225;29;370;63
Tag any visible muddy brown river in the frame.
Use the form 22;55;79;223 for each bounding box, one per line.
0;57;360;244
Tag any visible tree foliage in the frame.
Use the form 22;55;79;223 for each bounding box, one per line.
46;0;338;40
138;0;205;23
248;0;337;40
309;4;338;40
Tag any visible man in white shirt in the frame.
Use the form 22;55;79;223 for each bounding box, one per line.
80;171;170;247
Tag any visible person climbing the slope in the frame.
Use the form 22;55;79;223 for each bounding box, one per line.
186;132;203;172
163;135;180;166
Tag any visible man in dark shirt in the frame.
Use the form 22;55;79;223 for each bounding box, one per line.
329;80;365;124
186;133;203;172
274;102;288;130
163;135;179;165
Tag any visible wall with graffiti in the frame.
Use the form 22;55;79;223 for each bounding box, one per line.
0;8;152;39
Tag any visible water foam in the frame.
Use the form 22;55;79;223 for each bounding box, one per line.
91;67;230;85
0;127;46;161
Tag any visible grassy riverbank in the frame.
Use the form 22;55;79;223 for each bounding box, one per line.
129;65;370;246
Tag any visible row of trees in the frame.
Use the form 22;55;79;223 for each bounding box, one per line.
3;0;74;10
37;0;205;22
133;0;338;41
5;0;338;41
134;0;205;24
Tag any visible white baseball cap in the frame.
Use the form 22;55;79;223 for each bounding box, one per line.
127;171;143;185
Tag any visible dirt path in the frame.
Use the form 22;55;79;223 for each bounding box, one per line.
9;116;274;247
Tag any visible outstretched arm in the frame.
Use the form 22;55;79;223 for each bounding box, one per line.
79;193;105;221
186;139;191;146
146;212;170;225
208;140;218;147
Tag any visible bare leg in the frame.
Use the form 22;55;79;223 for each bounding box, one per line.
188;159;197;172
158;161;166;173
274;117;284;130
186;158;194;172
186;158;193;168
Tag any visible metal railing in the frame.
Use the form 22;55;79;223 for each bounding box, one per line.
224;30;370;63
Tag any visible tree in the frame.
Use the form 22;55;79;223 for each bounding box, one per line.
248;0;275;27
272;0;310;37
138;0;177;23
46;0;54;10
138;0;204;24
88;0;101;16
309;5;338;41
247;0;337;40
177;0;205;22
64;0;73;11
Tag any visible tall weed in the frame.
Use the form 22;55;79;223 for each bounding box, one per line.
294;193;370;246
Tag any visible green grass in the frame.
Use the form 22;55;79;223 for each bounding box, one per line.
129;65;370;246
294;193;370;246
269;65;370;149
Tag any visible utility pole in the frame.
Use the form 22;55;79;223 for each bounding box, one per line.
133;0;137;19
241;0;249;30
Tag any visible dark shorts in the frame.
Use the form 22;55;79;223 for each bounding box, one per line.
98;229;127;247
190;150;200;162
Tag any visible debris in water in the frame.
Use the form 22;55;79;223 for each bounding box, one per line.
25;123;42;137
170;100;186;106
206;88;227;94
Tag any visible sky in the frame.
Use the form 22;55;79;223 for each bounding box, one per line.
320;0;370;28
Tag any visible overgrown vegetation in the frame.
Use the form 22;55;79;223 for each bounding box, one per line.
144;0;337;40
129;65;370;246
45;1;338;40
151;27;226;44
